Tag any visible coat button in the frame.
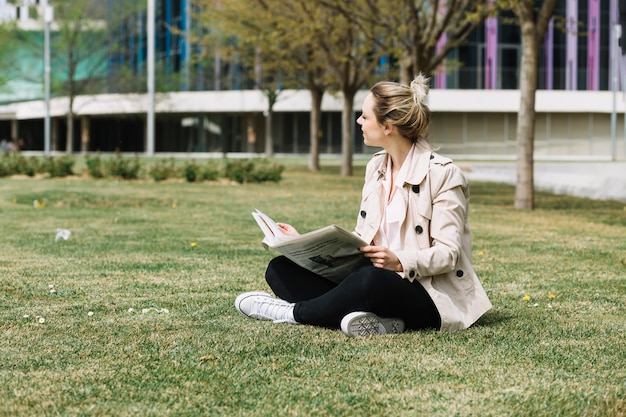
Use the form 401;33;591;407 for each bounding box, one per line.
409;270;416;278
412;184;420;193
360;210;366;219
415;225;423;234
456;270;464;277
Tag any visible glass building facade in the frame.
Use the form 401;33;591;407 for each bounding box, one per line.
101;0;619;93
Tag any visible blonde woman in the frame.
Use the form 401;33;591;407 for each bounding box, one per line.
236;75;492;336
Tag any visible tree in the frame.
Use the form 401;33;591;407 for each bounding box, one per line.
195;0;303;156
0;24;20;94
195;0;333;166
318;0;494;175
325;0;495;82
52;0;142;154
0;13;49;105
505;0;557;209
270;2;334;172
300;0;384;176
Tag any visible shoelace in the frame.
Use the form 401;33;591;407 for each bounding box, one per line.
253;298;293;322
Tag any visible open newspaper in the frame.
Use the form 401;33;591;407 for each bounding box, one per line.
252;209;370;283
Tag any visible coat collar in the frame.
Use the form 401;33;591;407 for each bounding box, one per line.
373;148;432;186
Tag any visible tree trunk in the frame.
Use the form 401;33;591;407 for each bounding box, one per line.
264;89;279;157
65;53;76;154
399;52;412;85
309;88;324;172
340;89;356;176
514;19;537;210
65;108;74;154
52;118;58;151
264;109;273;157
81;116;90;154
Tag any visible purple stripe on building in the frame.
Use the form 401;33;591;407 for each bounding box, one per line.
587;0;600;90
435;33;447;89
609;0;622;90
485;16;498;89
545;18;554;90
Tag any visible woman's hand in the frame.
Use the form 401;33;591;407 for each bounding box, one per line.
360;245;403;272
277;223;300;236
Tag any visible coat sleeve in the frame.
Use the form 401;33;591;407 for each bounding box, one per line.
396;161;468;279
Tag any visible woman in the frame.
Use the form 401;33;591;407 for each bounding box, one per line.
235;74;492;336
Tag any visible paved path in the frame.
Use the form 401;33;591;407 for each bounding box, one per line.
462;161;626;203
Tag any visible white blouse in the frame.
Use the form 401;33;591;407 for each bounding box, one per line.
373;144;417;252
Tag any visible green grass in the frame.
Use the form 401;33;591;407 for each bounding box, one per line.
0;163;624;417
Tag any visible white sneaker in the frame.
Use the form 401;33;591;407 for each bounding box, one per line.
235;291;297;324
341;311;405;337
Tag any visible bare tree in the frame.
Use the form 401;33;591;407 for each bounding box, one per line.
324;0;495;82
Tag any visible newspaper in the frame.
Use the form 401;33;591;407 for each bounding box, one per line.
252;209;370;283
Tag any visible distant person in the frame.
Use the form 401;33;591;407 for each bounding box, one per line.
235;74;492;336
0;139;17;153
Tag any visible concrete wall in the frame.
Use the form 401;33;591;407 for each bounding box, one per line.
1;89;625;160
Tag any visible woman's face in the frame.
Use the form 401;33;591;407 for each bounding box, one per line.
357;93;386;148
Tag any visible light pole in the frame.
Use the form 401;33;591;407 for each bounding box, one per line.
44;4;53;157
146;0;155;156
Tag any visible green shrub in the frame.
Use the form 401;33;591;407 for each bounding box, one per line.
106;155;141;179
42;156;75;177
85;155;105;178
22;157;40;176
224;159;255;184
148;159;178;182
199;160;221;181
182;160;200;182
0;153;33;176
250;159;284;182
0;153;74;178
224;158;284;184
0;153;13;177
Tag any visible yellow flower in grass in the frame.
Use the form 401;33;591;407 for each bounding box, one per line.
478;250;484;256
523;295;531;301
548;293;555;300
190;242;197;248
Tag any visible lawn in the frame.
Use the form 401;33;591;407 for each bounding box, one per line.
1;161;624;417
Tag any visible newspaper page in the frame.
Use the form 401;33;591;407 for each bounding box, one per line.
252;210;369;283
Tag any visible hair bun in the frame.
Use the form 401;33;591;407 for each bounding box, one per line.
410;73;430;105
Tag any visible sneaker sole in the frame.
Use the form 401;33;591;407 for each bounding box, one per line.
341;311;405;337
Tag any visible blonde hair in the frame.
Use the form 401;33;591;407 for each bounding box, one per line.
370;74;432;148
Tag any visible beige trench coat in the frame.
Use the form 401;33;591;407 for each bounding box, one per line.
354;150;492;332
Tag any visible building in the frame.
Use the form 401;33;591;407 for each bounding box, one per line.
0;0;625;160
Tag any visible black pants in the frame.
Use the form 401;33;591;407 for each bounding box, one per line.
265;256;441;330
